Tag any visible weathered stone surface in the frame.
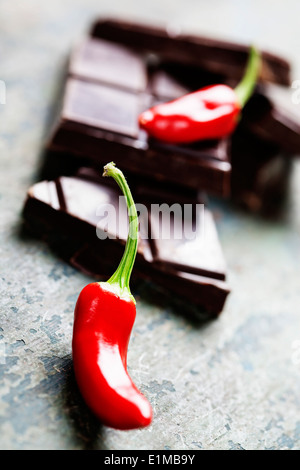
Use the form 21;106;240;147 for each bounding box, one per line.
1;0;300;450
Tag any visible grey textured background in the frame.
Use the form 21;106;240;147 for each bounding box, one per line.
1;0;300;450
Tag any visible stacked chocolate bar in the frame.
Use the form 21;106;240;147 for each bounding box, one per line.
23;19;300;316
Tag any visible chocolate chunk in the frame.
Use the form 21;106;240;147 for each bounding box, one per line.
45;17;294;216
91;18;291;86
48;31;235;197
22;172;230;315
231;129;291;214
69;38;147;92
63;78;142;137
242;84;300;154
138;265;230;316
49;78;231;195
47;20;295;201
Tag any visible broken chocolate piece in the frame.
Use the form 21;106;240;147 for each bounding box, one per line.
48;21;295;202
48;19;295;201
22;173;230;315
49;73;231;196
45;17;294;221
63;78;142;138
48;31;234;197
231;129;291;213
242;84;300;154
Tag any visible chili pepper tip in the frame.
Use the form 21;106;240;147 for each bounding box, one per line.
139;110;154;128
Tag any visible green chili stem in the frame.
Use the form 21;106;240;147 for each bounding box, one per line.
235;46;261;108
103;162;138;299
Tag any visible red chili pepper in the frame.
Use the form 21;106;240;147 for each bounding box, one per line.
139;46;261;144
72;162;152;430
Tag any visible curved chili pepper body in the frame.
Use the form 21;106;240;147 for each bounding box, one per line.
139;46;260;144
72;282;152;430
139;85;240;143
72;162;152;430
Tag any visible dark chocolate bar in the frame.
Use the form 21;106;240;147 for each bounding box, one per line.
22;171;230;315
91;18;291;86
47;19;296;203
49;39;232;196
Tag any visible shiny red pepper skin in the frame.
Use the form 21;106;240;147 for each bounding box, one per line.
139;84;240;144
72;282;152;430
72;162;152;430
139;46;260;144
